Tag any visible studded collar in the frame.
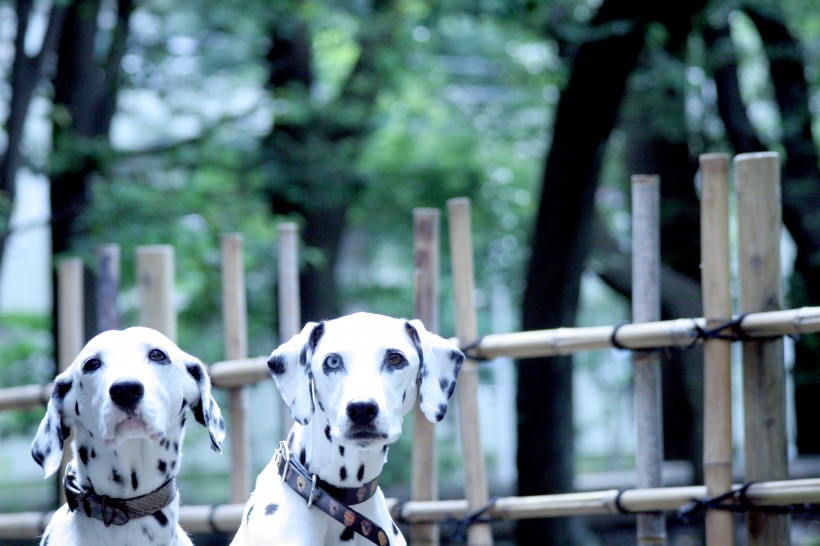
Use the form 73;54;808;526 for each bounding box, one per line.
274;442;390;546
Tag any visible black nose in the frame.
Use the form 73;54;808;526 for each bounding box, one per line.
109;379;144;409
346;400;379;425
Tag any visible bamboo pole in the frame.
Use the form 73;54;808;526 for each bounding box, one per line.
278;223;301;436
95;244;120;333
631;175;665;545
58;258;85;371
699;153;734;545
4;306;820;410
411;208;441;546
57;258;84;504
735;152;790;544
447;198;493;546
221;234;251;503
3;478;820;540
136;245;176;341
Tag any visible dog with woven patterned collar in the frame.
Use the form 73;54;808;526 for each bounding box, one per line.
30;327;225;546
230;312;464;546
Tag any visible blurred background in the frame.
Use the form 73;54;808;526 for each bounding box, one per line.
0;0;818;544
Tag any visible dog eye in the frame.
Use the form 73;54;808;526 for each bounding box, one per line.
386;351;406;366
148;349;168;363
82;357;102;373
323;354;343;370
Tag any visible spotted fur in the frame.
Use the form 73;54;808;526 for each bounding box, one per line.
31;327;225;546
231;312;463;546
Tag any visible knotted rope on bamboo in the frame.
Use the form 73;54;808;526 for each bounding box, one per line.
442;497;499;544
678;482;820;521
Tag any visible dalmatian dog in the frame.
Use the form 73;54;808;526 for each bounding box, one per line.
230;312;463;546
31;326;225;546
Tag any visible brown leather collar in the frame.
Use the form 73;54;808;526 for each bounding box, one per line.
274;442;390;546
64;463;177;527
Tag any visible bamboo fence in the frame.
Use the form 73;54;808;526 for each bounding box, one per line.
0;152;818;545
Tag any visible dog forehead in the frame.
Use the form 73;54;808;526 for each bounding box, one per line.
320;312;413;350
76;327;181;365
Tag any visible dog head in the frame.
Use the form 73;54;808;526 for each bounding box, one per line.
267;312;463;449
31;327;225;478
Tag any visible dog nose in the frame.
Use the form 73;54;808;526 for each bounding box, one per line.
109;379;144;409
346;400;379;425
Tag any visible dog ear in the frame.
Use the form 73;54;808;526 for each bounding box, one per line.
267;321;323;426
31;371;75;478
184;356;225;453
406;319;464;423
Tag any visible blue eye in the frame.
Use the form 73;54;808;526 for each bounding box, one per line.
324;354;343;369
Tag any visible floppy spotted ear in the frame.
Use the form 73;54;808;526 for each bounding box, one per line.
267;321;323;426
184;356;225;453
31;370;76;478
406;319;464;423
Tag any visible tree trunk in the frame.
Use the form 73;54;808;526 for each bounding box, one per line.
517;2;647;542
262;3;395;324
50;0;132;357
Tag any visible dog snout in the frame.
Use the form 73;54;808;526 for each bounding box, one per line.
109;379;145;410
346;400;379;425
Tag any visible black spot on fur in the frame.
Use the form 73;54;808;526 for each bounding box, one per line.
340;466;347;481
383;445;389;454
440;378;450;392
299;448;306;466
265;503;279;516
308;322;325;352
339;445;345;456
152;509;169;526
173;442;179;453
325;424;332;442
435;403;447;422
111;468;124;484
91;448;96;459
186;362;204;383
317;398;325;412
357;464;365;481
402;391;407;403
246;504;254;525
43;534;50;546
158;460;167;473
75;401;80;416
32;449;44;467
54;380;72;399
131;469;139;490
340;527;355;541
78;446;89;466
266;354;287;375
393;522;399;535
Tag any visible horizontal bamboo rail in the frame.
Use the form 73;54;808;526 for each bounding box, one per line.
2;478;818;539
2;306;819;412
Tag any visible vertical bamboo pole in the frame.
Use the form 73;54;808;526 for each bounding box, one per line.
58;258;85;371
96;244;120;333
631;175;666;545
447;198;493;546
699;154;735;546
57;258;84;504
222;234;250;503
278;223;301;435
412;208;441;546
735;152;789;545
136;245;176;341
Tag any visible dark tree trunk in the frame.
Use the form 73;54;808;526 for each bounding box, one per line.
706;9;820;454
517;2;647;542
262;3;394;324
745;8;820;455
50;0;132;358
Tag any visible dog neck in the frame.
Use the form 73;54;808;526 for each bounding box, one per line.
70;420;186;500
291;415;389;489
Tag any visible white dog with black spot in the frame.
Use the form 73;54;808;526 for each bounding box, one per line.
230;312;463;546
31;327;225;546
